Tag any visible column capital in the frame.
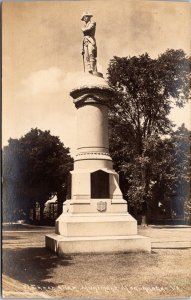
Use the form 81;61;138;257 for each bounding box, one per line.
70;74;114;108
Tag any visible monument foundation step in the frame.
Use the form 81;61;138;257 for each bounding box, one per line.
45;233;151;254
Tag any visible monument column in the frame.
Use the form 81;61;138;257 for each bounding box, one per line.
46;73;151;253
73;83;113;170
62;75;128;212
45;12;151;254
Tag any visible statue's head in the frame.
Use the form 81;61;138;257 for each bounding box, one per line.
81;12;93;22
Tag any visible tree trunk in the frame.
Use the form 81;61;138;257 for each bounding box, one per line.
25;207;30;223
32;202;36;223
40;203;44;224
133;205;138;221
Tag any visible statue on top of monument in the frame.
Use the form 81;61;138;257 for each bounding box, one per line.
81;12;100;76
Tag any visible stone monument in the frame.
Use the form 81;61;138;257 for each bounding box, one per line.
46;12;151;254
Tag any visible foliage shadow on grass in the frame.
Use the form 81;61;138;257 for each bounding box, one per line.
3;246;73;288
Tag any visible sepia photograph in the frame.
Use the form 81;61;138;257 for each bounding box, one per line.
2;0;191;299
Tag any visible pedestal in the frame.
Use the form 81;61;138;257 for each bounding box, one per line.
46;74;151;254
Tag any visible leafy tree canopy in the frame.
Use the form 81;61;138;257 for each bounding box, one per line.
107;49;191;219
108;49;190;155
3;128;73;221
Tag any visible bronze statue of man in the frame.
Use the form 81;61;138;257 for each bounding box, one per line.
81;12;97;74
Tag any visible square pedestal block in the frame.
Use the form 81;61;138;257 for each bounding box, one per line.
55;213;137;236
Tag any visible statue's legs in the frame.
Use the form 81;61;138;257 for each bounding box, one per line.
85;43;97;74
84;45;91;73
89;43;97;73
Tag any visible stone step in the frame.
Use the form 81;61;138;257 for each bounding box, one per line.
46;233;151;254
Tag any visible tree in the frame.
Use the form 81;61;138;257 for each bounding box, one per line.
107;49;191;217
139;125;190;222
153;125;190;221
3;128;73;223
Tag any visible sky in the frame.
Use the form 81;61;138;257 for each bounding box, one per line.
2;0;191;155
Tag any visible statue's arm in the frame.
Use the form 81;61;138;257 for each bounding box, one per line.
82;22;96;33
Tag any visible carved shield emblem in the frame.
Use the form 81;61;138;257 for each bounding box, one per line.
97;201;107;212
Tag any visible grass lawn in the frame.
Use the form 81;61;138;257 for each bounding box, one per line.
2;225;191;299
